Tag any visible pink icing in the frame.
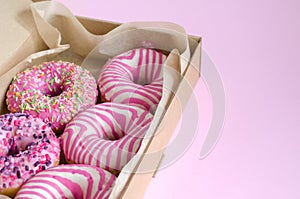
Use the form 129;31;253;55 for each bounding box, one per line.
0;113;60;191
61;103;153;171
15;164;116;199
6;61;98;132
98;48;166;114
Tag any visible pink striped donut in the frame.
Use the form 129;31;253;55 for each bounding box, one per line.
61;103;153;171
98;48;166;114
14;164;116;199
6;61;98;132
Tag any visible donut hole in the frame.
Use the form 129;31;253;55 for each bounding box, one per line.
135;79;151;86
6;136;37;156
130;65;163;87
5;140;26;156
130;72;155;87
6;146;20;156
44;85;63;97
106;136;119;141
105;131;125;141
39;74;64;97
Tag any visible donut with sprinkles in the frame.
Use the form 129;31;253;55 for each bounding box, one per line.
0;113;60;198
6;61;98;132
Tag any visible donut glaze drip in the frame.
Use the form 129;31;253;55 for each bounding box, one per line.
0;113;60;194
15;164;116;199
6;61;98;132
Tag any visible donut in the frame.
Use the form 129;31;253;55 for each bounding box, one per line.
14;164;116;199
6;61;98;132
61;102;153;171
0;113;60;198
98;48;167;114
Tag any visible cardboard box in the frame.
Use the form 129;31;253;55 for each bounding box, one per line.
0;1;201;198
0;0;47;78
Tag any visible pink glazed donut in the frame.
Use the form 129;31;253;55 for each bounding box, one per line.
15;164;116;199
98;48;166;114
0;113;60;197
61;102;153;171
6;61;98;132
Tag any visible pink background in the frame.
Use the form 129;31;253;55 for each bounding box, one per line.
57;0;300;198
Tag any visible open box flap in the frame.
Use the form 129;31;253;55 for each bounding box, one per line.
0;0;47;77
30;1;191;74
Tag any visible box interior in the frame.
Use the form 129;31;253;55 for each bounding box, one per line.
0;1;202;198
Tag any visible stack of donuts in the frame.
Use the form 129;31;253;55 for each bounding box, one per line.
0;48;166;198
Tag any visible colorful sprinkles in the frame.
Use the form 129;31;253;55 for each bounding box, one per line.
0;113;60;191
6;61;98;132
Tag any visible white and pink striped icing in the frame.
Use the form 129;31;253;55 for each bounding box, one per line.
14;164;116;199
6;61;98;132
0;113;60;193
98;48;166;114
61;103;153;171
